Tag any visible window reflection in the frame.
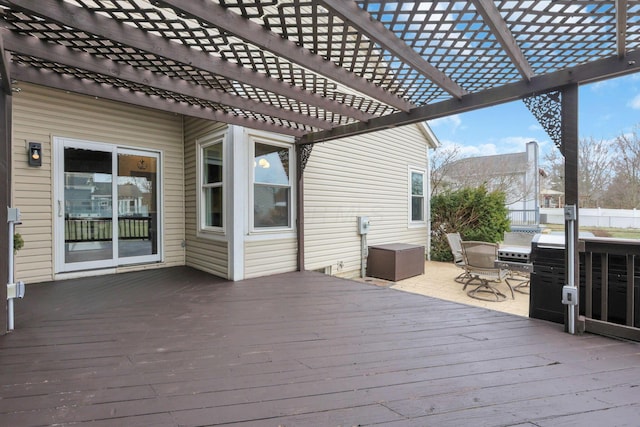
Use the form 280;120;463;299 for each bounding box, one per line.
254;143;291;228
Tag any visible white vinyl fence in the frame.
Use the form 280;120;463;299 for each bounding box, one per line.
540;208;640;229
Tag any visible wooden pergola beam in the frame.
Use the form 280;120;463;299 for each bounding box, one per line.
616;0;628;57
318;0;467;99
5;0;373;122
300;48;640;144
11;64;307;138
156;0;414;112
3;32;333;131
0;34;11;95
471;0;535;81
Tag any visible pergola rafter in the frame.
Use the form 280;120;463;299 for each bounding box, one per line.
156;0;414;112
0;0;637;142
3;0;374;123
11;63;307;137
470;0;534;81
318;0;467;99
617;0;629;57
2;31;333;131
300;48;640;144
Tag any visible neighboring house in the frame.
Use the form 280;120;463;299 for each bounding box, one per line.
438;141;541;226
540;189;565;209
12;83;437;283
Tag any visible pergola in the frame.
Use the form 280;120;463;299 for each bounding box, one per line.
1;1;639;333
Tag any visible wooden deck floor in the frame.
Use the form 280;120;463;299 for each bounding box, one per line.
1;267;639;426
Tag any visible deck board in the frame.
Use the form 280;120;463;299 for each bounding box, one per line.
1;267;639;426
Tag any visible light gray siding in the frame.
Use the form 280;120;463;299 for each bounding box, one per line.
244;238;297;279
241;129;298;279
304;124;429;278
12;83;185;283
183;118;228;278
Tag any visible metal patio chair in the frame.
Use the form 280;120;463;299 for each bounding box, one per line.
461;241;514;302
446;232;469;283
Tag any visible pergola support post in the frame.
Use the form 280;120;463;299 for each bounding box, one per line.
561;84;580;334
295;143;312;272
0;86;11;335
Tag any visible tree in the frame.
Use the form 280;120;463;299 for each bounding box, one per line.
603;127;640;208
541;147;564;191
578;137;613;207
430;186;510;262
430;144;463;196
432;146;537;206
541;137;613;208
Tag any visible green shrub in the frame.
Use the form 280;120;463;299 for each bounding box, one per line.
14;233;24;253
430;186;510;261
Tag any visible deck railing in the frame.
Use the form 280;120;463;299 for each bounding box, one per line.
508;208;539;226
579;237;640;341
65;216;151;242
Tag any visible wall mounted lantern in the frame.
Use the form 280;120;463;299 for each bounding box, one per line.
28;142;42;167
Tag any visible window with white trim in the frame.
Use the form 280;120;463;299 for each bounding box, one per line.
198;132;225;232
410;169;425;223
253;141;292;229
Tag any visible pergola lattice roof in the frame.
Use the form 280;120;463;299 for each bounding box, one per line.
0;0;639;143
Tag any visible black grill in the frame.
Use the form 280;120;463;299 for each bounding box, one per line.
530;234;640;327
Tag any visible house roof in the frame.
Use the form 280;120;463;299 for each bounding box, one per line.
118;183;145;198
447;152;528;178
1;1;638;145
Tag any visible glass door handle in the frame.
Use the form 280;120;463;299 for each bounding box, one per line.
58;200;63;217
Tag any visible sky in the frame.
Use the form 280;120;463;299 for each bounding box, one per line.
426;72;640;161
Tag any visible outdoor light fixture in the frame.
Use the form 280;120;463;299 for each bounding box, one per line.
28;142;42;167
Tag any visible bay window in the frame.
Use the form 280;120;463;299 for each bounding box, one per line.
198;132;225;232
253;141;292;229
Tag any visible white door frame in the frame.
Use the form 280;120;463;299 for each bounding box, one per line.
54;137;162;273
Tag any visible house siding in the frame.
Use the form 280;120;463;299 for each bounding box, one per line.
244;238;297;279
183;117;228;278
12;83;185;283
240;129;298;279
304;125;429;278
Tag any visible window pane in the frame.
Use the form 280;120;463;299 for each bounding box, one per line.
255;143;289;185
117;153;158;257
64;147;113;263
205;186;223;227
254;185;290;227
412;196;424;221
204;144;223;184
412;172;424;196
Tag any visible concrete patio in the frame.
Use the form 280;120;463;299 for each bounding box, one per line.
364;260;530;318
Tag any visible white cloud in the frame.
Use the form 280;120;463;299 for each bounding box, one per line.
499;136;538;152
528;123;542;132
427;114;462;132
589;80;614;92
628;94;640;110
500;136;536;145
432;139;492;157
458;143;498;157
432;140;462;154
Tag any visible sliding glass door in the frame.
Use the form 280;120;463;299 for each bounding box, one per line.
116;149;159;263
55;138;160;273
